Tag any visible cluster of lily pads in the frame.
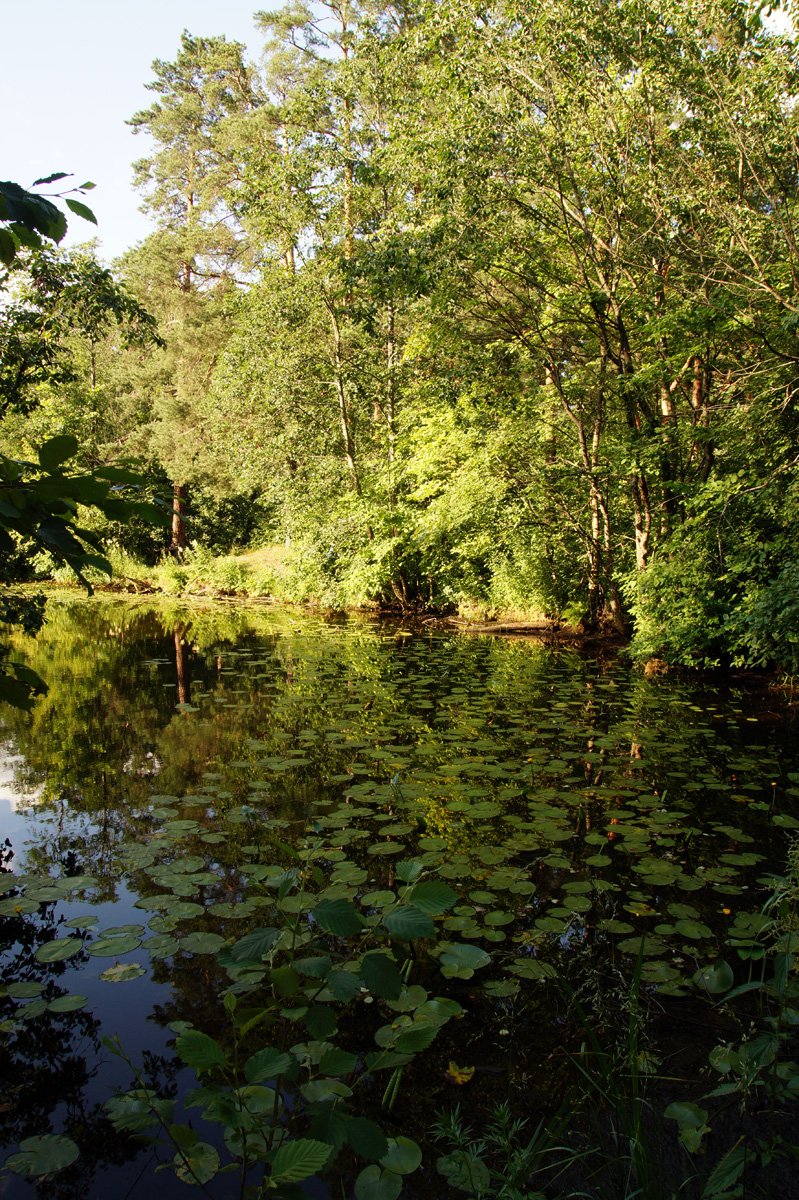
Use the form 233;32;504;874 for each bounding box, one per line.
2;606;799;1192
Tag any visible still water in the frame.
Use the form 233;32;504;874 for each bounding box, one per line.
1;596;797;1197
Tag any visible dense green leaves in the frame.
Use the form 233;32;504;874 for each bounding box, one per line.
313;899;364;937
176;1030;226;1073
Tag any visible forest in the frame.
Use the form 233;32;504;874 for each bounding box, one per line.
3;0;799;671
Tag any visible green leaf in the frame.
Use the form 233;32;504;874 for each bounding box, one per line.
176;1030;226;1072
48;994;87;1013
272;966;302;997
305;1006;337;1040
703;1141;747;1196
35;937;82;963
383;905;435;940
0;896;39;915
173;1141;219;1185
310;1103;350;1151
396;861;424;884
7;981;44;998
99;963;146;982
395;1025;438;1053
106;1089;173;1132
437;1150;491;1193
380;1137;422;1175
294;955;332;978
78;554;112;577
438;943;491;979
319;1048;358;1076
94;466;144;484
0;227;17;265
664;1102;710;1153
179;932;225;955
347;1117;389;1162
674;919;712;940
354;1164;402;1200
169;1123;198;1150
65;197;97;225
38;435;79;471
270;1139;332;1184
130;500;171;526
328;970;360;1001
244;1046;293;1083
6;1134;79;1177
693;960;734;995
88;934;141;956
231;926;280;961
313;898;363;936
408;880;458;914
361;953;403;1000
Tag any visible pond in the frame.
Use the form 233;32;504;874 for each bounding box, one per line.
1;595;798;1198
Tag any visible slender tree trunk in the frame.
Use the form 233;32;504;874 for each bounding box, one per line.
690;355;714;483
326;299;364;501
386;298;396;504
174;622;191;705
171;483;187;555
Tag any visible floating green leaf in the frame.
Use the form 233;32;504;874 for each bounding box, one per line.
355;1164;403;1200
88;935;141;957
47;994;88;1012
179;932;226;955
173;1141;220;1185
100;963;146;982
35;938;82;963
380;1137;422;1175
6;1134;79;1177
8;981;44;998
439;943;491;980
693;960;734;994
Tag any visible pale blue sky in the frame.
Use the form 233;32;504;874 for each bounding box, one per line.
2;1;266;263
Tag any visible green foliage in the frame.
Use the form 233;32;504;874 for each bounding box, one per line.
433;1101;562;1199
102;853;459;1197
734;561;799;675
0;437;168;706
0;173;95;266
0;243;162;419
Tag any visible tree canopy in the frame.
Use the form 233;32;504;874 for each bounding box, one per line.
4;0;799;669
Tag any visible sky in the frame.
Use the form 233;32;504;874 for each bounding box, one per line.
2;1;267;263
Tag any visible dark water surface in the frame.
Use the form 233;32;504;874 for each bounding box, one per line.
1;596;798;1197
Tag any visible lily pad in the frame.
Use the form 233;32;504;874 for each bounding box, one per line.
99;963;146;983
88;935;142;957
35;938;83;963
6;1134;80;1177
48;994;88;1013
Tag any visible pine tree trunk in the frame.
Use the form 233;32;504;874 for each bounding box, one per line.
171;484;187;555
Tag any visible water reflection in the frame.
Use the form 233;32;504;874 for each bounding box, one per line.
1;597;798;1196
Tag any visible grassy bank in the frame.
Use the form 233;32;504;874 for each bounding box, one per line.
62;544;559;624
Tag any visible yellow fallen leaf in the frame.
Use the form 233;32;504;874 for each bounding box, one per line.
446;1062;475;1085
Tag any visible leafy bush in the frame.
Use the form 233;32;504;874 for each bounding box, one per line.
733;561;799;674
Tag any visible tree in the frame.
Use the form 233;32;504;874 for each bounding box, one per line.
124;32;261;552
373;0;799;641
0;178;168;707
